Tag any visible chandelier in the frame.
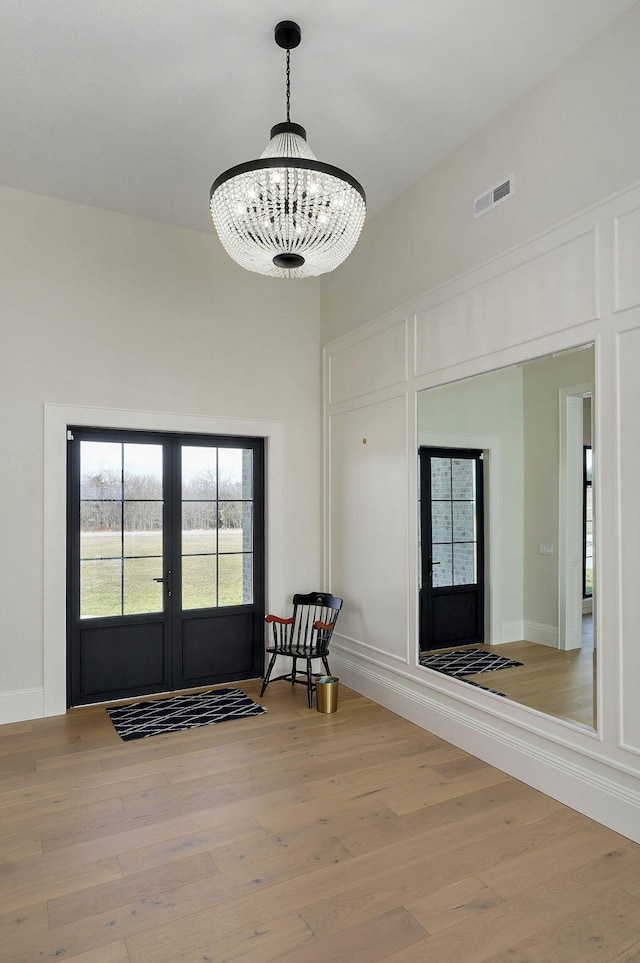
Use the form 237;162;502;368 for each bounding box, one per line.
209;21;366;279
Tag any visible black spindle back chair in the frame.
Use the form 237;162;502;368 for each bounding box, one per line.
260;592;343;708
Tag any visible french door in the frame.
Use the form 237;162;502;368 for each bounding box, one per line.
67;428;264;706
419;447;484;652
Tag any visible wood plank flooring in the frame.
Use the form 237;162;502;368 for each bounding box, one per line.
1;680;638;962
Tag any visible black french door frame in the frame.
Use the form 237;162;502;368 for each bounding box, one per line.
67;427;265;706
419;446;485;652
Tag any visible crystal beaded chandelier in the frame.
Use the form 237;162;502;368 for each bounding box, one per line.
209;21;366;279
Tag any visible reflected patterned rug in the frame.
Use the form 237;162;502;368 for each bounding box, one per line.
107;687;267;741
419;648;523;697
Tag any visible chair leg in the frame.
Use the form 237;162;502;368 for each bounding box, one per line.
322;656;331;676
291;657;297;685
306;660;314;709
260;653;277;697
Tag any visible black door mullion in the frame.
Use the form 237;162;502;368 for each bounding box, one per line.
169;437;183;691
67;432;81;702
164;439;177;691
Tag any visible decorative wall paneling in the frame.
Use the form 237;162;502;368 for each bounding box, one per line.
324;180;640;842
414;219;599;379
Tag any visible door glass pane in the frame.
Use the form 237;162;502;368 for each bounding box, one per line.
182;554;217;610
124;557;163;614
453;501;475;541
452;458;476;500
81;507;121;560
182;447;217;499
431;458;451;500
124;503;163;556
181;446;254;610
219;448;252;499
182;503;218;550
432;544;452;588
432;502;452;544
123;444;162;499
80;558;121;619
218;554;245;606
453;543;477;585
429;454;479;589
80;439;164;618
80;442;122;499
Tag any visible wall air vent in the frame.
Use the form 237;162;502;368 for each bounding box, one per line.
474;174;514;219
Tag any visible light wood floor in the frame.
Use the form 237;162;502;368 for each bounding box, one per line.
2;680;639;962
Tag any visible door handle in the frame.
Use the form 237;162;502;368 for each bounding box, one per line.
428;558;440;578
152;571;172;598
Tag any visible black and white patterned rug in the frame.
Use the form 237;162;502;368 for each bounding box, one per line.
419;648;523;697
107;687;267;741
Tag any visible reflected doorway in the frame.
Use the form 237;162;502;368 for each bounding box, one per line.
419;447;485;651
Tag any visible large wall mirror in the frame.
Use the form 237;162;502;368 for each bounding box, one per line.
417;343;596;730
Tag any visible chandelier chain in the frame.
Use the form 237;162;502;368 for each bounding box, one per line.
286;47;291;122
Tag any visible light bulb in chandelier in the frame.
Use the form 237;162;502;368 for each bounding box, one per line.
209;21;366;279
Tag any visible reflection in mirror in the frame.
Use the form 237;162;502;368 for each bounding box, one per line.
418;343;596;729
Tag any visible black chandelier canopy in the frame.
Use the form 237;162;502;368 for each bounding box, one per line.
209;21;366;279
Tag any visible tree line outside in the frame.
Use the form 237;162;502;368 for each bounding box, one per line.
80;469;248;532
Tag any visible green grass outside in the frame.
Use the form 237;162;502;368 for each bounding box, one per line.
80;530;249;618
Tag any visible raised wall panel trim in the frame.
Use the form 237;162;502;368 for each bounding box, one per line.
616;326;640;756
613;204;640;313
0;688;44;725
332;635;408;666
415;230;598;376
328;382;408;418
332;652;640;844
328;318;408;405
619;740;640;759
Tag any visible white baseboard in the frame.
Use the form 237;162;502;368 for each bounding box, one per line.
500;621;524;644
332;653;640;845
0;687;44;725
523;620;558;647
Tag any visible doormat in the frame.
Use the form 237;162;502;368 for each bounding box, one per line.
106;687;267;741
419;648;523;697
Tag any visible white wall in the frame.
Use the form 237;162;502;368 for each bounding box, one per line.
0;185;322;721
321;2;640;342
522;348;594;633
321;4;640;841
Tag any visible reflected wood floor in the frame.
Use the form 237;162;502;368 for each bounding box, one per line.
422;618;596;728
1;679;638;962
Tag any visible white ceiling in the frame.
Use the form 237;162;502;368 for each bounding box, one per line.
1;0;635;233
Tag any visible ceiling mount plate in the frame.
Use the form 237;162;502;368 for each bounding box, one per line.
275;21;301;50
